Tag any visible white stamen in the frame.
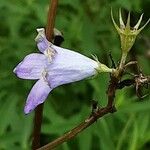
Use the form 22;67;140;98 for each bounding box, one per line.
44;47;55;62
41;69;51;88
42;69;47;81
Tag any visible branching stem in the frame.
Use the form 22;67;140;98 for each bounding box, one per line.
37;57;125;149
37;106;115;150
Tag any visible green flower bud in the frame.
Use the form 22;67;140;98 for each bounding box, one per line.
111;9;150;53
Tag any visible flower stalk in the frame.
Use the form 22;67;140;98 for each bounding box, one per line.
119;52;128;69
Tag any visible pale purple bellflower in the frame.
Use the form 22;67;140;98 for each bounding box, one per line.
14;28;113;114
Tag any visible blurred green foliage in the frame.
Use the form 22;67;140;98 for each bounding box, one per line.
0;0;150;150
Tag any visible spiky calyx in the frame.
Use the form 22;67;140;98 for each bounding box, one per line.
111;9;150;53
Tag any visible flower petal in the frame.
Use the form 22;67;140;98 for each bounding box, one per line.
37;38;49;53
47;45;99;88
35;28;50;53
24;79;52;114
13;53;47;79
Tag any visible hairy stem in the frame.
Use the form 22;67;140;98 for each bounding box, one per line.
32;0;58;149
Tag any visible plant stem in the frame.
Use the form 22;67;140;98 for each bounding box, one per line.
32;0;58;149
46;0;58;41
119;52;128;70
32;104;44;149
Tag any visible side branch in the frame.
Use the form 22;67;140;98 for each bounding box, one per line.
37;106;115;150
38;74;119;150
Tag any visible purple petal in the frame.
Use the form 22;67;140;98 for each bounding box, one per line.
35;28;50;53
47;45;99;88
13;53;47;80
24;79;52;114
37;38;49;53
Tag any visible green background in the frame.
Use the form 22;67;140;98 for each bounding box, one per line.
0;0;150;149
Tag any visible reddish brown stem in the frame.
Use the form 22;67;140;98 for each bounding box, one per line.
37;106;115;150
32;0;58;149
32;104;44;149
46;0;58;41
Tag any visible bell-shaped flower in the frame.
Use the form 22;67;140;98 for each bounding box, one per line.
111;9;150;53
14;28;113;114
